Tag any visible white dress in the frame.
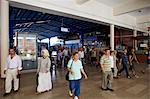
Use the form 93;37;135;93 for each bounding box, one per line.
37;57;52;92
37;72;52;92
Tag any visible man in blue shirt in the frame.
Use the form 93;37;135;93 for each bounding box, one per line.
118;49;131;79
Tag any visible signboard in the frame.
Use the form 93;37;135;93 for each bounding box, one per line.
61;27;69;32
140;44;148;48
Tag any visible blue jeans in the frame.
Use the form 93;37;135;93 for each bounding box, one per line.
69;79;81;96
118;62;129;77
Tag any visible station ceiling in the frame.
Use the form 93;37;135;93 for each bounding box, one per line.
10;6;110;40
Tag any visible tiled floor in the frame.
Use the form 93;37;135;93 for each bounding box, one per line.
0;63;149;99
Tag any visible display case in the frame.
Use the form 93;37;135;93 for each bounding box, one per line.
17;33;37;70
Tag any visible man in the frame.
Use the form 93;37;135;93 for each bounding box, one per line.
118;49;131;79
57;49;63;68
100;49;114;91
91;47;97;66
110;51;118;79
3;48;22;96
63;47;69;68
78;48;85;65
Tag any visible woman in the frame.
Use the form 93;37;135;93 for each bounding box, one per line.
129;48;139;78
37;49;52;93
67;52;88;99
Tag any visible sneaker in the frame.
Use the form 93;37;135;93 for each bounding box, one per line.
135;75;139;78
36;91;42;95
107;88;114;92
3;93;10;97
127;76;131;79
101;88;108;91
74;96;78;99
14;90;18;93
118;73;121;76
141;70;145;74
113;77;118;79
69;90;73;97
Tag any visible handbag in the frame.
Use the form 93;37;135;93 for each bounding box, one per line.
65;60;73;81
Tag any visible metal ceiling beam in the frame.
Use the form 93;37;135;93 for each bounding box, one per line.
13;22;59;30
43;13;51;20
22;26;60;36
14;8;20;20
11;19;45;24
46;23;60;29
35;25;60;33
19;10;27;20
36;13;44;20
13;18;82;33
35;12;42;20
30;11;38;20
26;10;33;20
40;13;47;20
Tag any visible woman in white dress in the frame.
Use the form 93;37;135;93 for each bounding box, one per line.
37;49;52;93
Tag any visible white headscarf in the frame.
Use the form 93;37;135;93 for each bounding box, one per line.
41;49;50;58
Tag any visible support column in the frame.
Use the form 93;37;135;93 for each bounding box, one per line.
0;0;9;78
110;24;115;51
133;30;138;50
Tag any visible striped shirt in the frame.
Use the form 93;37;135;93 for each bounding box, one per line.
100;55;111;71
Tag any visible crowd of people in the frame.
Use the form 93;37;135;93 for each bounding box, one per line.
3;46;150;99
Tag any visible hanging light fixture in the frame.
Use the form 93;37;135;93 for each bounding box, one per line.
60;18;69;32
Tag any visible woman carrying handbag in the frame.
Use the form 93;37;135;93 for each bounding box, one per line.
67;52;88;99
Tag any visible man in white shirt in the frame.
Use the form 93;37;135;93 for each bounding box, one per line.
3;48;22;96
109;54;114;69
63;47;68;57
78;48;85;65
63;47;69;67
